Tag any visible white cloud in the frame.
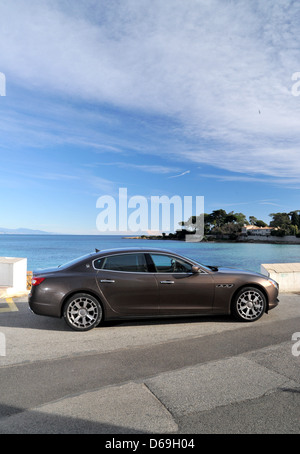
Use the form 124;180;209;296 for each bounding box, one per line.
168;170;191;179
87;161;182;175
114;162;182;174
1;0;300;180
198;171;300;189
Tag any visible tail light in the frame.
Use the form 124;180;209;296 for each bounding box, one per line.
31;277;45;286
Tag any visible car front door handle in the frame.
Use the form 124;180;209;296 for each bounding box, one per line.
160;280;175;284
100;279;115;283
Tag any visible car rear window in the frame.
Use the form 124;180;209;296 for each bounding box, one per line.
58;253;94;270
94;253;148;272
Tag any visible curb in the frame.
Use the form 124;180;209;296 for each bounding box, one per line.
0;289;29;300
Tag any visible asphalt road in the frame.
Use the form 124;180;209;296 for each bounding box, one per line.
0;293;299;435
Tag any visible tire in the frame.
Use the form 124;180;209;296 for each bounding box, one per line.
63;293;103;331
231;287;266;322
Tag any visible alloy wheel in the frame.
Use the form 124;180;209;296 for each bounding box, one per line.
64;294;102;331
236;289;265;321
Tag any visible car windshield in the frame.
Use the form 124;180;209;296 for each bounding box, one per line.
58;253;94;269
179;255;213;272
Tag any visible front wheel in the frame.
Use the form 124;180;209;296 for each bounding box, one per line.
63;293;103;331
231;287;266;322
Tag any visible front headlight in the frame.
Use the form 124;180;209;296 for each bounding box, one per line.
268;278;279;290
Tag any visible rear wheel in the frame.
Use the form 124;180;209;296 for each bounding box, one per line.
231;287;266;322
63;293;102;331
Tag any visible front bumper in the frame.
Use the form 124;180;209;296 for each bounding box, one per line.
268;297;279;312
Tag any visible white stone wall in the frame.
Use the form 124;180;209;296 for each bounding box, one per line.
261;263;300;293
0;257;27;294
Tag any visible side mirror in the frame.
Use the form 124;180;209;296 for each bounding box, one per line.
192;265;201;273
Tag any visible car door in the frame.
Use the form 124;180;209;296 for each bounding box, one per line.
94;252;159;316
148;253;215;315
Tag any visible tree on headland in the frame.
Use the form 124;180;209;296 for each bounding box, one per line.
207;209;227;227
290;210;300;228
269;212;291;229
254;220;268;227
171;208;300;240
269;211;300;236
249;216;257;225
249;216;267;227
181;209;300;238
181;210;251;239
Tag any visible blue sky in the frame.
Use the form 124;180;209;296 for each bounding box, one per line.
0;0;300;234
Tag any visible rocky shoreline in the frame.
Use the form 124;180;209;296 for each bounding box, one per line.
125;234;300;244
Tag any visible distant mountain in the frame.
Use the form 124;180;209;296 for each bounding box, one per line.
0;227;53;235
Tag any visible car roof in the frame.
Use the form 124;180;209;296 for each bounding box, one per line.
62;248;179;268
94;247;178;256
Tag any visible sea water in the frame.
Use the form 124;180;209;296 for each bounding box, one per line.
0;234;299;273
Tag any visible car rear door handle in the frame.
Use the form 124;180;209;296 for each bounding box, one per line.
160;280;175;284
100;279;115;283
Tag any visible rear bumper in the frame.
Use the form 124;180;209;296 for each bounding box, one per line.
28;291;62;318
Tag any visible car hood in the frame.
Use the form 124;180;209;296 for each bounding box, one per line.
214;266;266;278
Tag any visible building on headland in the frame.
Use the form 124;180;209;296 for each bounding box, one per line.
241;225;277;236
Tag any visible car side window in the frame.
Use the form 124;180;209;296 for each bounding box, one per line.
94;253;148;272
150;254;193;273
